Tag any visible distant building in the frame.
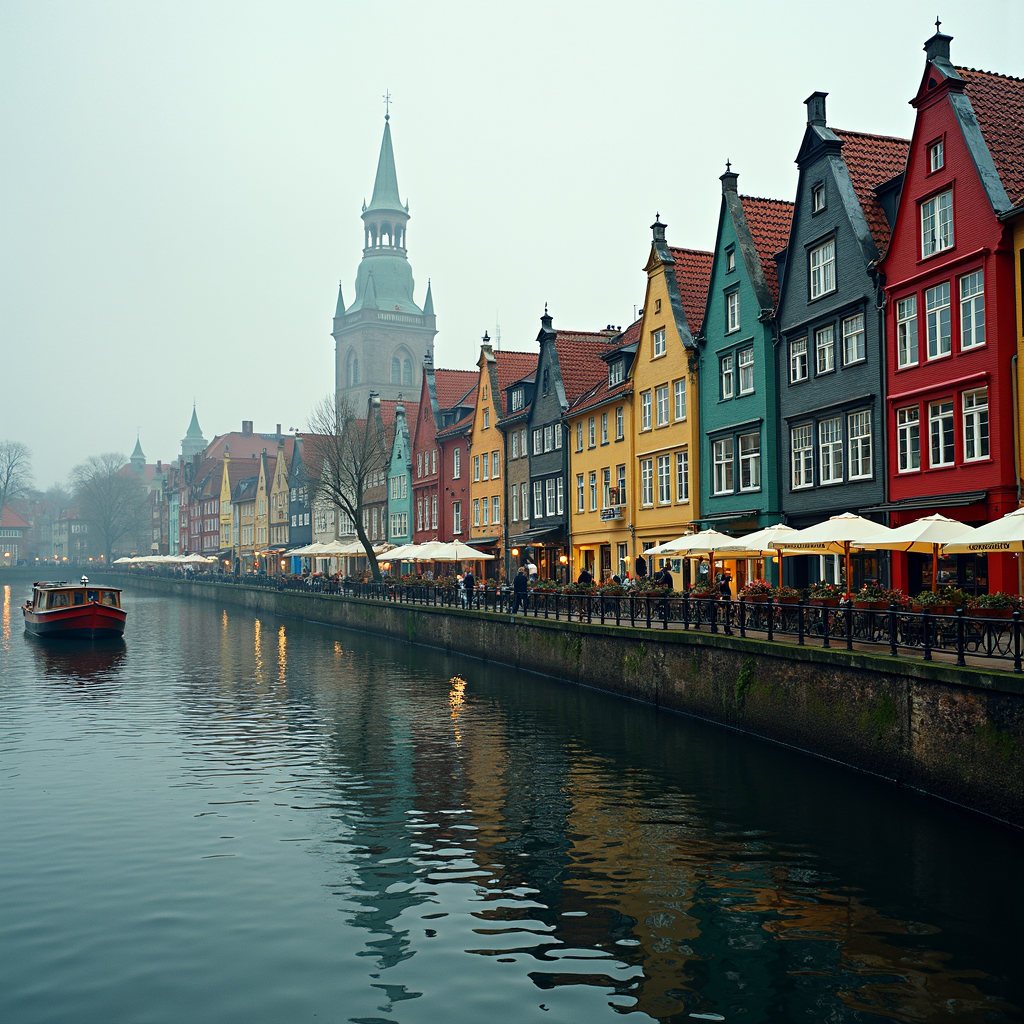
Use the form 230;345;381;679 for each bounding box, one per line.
0;505;30;565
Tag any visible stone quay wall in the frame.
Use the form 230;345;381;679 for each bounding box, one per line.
110;575;1024;826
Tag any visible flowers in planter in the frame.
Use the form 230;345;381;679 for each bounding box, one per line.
531;578;559;591
855;581;888;602
969;591;1020;610
688;582;717;598
807;581;844;600
561;581;597;595
741;578;774;598
773;586;802;602
914;586;971;609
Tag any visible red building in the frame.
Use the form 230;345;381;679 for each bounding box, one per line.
411;360;477;544
435;410;474;542
879;29;1024;595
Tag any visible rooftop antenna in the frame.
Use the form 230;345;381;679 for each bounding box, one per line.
383;89;392;121
495;310;501;351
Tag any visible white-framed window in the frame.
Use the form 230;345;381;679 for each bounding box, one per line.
453;446;461;479
589;471;597;511
416;453;423;478
809;239;836;299
929;400;955;466
532;429;542;455
545;478;556;516
655;385;670;426
897;296;918;367
926;282;951;359
431;494;437;529
616;464;626;505
556;478;563;515
818;417;843;484
520;483;528;522
520;429;527;455
960;271;985;349
615;406;624;440
544;425;554;452
673;379;686;420
901;405;925;473
921;190;953;257
494;495;501;523
602;468;611;509
848;410;872;479
511;389;524;412
676;449;689;502
640;458;653;506
472;498;481;526
842;313;865;365
790;338;808;382
481;497;489;527
720;354;734;399
726;248;736;272
554;425;562;450
600;412;608;444
812;184;826;212
473;455;480;482
576;474;584;513
481;453;489;480
652;328;666;357
738;432;761;491
416;500;423;533
453;500;462;534
512;432;519;459
609;359;624;386
533;480;543;519
929;139;944;172
657;454;671;504
738;347;754;394
815;325;835;374
483;409;490;429
641;391;652;430
431;451;436;475
492;450;500;478
576;422;584;451
963;388;989;462
713;438;734;494
588;418;596;447
726;291;740;332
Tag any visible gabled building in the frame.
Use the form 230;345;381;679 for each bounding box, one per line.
499;371;536;574
631;219;713;580
253;452;271;560
232;474;258;570
697;169;793;585
286;438;312;573
775;93;909;588
268;439;292;570
0;505;30;566
878;30;1024;595
386;402;414;547
435;411;474;545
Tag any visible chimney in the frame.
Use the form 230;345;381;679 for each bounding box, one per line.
242;420;253;436
720;160;738;194
805;91;828;128
156;460;162;473
276;423;281;438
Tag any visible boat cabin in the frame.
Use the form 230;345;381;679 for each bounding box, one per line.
30;582;122;610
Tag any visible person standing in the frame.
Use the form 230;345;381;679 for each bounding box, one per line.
577;566;593;586
526;559;538;582
511;566;529;616
462;568;475;608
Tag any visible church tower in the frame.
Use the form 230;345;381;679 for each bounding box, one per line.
180;404;208;461
333;114;436;413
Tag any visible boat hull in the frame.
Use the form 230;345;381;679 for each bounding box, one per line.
23;603;127;640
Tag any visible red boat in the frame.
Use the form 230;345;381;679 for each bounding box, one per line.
22;578;127;639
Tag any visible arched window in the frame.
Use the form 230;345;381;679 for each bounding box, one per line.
391;357;401;384
347;353;359;387
403;358;412;386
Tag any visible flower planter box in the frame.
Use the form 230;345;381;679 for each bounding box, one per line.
853;600;888;610
912;604;954;615
743;594;768;604
969;607;1015;619
810;598;840;608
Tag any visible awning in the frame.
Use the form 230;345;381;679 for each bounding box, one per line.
468;535;502;547
694;508;763;524
510;526;566;544
860;490;987;513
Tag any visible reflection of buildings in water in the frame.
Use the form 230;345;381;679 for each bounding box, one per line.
3;584;11;651
277;625;286;686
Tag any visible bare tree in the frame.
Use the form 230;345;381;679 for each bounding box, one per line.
0;441;32;515
305;394;389;581
71;453;147;565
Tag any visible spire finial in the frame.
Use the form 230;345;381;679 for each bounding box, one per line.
725;159;731;173
935;15;941;31
544;301;548;315
383;89;391;121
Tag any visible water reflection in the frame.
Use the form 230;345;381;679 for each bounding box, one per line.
25;634;126;686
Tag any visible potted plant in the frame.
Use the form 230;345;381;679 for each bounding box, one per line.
968;591;1019;619
740;578;773;603
912;587;968;615
853;581;889;609
688;581;717;600
808;581;843;606
596;581;626;596
773;585;802;605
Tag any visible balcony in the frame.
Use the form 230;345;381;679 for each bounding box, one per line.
600;506;624;522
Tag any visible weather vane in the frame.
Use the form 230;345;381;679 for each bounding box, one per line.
383;90;392;121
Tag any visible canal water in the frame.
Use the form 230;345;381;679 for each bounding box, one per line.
1;583;1021;1024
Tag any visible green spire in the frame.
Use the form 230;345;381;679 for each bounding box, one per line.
185;404;204;438
130;435;145;467
423;278;434;315
334;281;345;318
364;120;405;214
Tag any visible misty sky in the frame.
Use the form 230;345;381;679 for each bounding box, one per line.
2;1;1020;487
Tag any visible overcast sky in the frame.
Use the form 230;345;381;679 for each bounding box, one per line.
2;0;1020;486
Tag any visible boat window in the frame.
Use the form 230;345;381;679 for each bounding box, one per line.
87;590;99;603
49;592;70;608
101;592;119;607
74;591;85;605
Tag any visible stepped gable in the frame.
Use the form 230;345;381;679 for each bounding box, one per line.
739;196;795;304
958;68;1024;206
833;130;910;251
433;369;478;409
565;318;643;418
668;248;714;334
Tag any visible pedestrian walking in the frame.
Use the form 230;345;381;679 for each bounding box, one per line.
462;569;475;608
511;566;529;616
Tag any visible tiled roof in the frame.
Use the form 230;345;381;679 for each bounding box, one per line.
958;68;1024;209
435;409;475;440
378;399;420;432
231;477;258;503
205;432;295;464
433;369;478;410
834;130;910;251
0;505;30;529
564;318;642;417
739;196;794;304
493;350;539;394
555;334;620;403
668;248;714;334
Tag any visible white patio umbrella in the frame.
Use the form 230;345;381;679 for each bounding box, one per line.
113;556;135;564
646;529;738;586
774;513;896;591
716;524;802;582
408;540;446;561
428;540;496;561
943;506;1024;554
852;513;977;591
289;542;330;557
382;543;418;561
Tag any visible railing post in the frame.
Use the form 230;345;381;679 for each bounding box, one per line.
723;597;732;636
797;600;805;646
645;596;652;629
738;596;746;638
889;602;898;657
710;597;718;634
588;595;593;624
956;606;966;666
821;605;830;648
922;609;932;661
766;597;774;643
1014;611;1022;673
845;600;853;651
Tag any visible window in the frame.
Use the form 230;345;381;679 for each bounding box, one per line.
512;431;519;459
842;313;865;365
897;296;918;367
960;271;985;349
676;449;689;502
417;453;423;478
963;388;989;461
544;425;554;452
453;500;462;534
713;438;734;494
533;429;542;455
483;409;490;428
511;389;524;411
897;406;920;472
576;422;584;451
431;450;437;475
641;391;652;430
720;354;734;399
453;447;461;478
521;429;527;456
482;453;489;480
617;464;626;505
492;450;500;478
739;432;761;491
554;426;562;450
512;484;520;521
726;248;736;272
432;495;437;529
929;139;944;172
790;338;808;382
602;468;611;509
601;412;608;444
654;299;661;313
545;478;556;516
589;471;597;511
533;481;543;519
493;495;501;523
521;483;528;522
542;369;550;395
809;239;836;299
609;360;624;386
655;385;670;426
653;328;666;357
615;406;624;439
738;348;754;394
588;418;596;448
640;459;653;505
922;190;953;257
848;411;872;479
929;401;955;466
812;184;825;212
576;474;584;513
815;325;835;374
473;455;480;482
926;282;951;358
818;417;843;484
726;291;740;332
673;379;686;420
472;498;480;526
654;454;670;504
481;498;489;526
556;478;563;515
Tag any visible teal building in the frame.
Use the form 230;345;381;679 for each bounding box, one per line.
696;168;793;555
386;402;414;551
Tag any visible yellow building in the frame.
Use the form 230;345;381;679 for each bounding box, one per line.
566;321;640;580
630;218;713;583
268;440;291;559
254;453;270;560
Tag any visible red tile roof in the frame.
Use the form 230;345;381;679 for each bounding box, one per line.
958;68;1024;208
435;409;475;440
834;130;910;252
205;432;296;464
555;331;623;403
493;350;539;395
739;196;795;304
0;505;30;529
378;399;420;432
433;369;478;409
564;318;642;417
668;248;714;334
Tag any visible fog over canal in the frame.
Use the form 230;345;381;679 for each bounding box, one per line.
1;583;1020;1023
